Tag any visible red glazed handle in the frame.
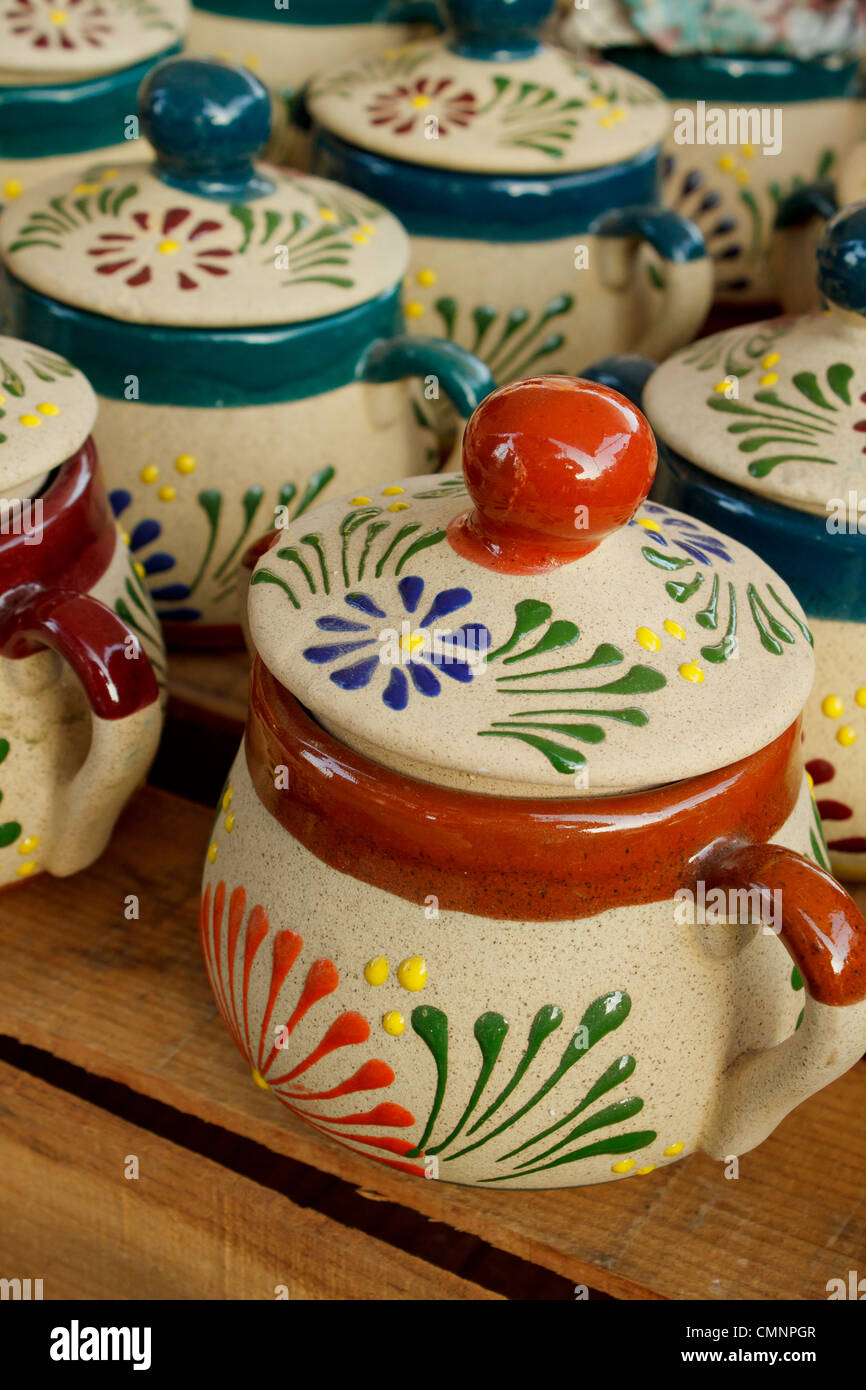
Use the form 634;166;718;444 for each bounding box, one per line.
0;587;158;719
700;842;866;1159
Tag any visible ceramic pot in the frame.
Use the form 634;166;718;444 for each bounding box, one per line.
772;141;866;314
0;0;186;212
601;48;866;306
0;333;164;887
200;375;866;1190
305;0;714;388
589;205;866;881
0;57;495;647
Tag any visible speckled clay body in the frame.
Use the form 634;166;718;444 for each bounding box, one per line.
199;376;866;1190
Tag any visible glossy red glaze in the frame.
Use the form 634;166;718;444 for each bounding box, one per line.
247;659;806;923
0;439;159;720
447;375;657;573
705;845;866;1006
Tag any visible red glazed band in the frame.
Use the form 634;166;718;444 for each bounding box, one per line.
247;659;866;1005
0;438;114;591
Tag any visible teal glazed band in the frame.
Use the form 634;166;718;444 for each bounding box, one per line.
607;48;862;103
190;0;439;23
0;44;183;160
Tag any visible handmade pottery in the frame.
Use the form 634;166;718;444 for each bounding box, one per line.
772;142;866;314
0;333;165;888
0;56;495;646
590;205;866;880
305;0;714;387
199;374;866;1191
0;0;186;212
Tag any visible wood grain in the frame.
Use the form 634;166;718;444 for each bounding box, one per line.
0;1062;499;1300
1;786;865;1301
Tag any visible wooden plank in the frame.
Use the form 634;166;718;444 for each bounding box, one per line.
2;786;865;1301
0;1061;499;1301
167;649;249;733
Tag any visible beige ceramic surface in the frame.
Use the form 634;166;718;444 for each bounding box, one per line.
200;755;866;1189
0;334;96;497
643;309;866;514
95;382;440;631
0;0;186;84
248;471;814;795
0;526;165;887
400;230;712;385
0;164;409;326
774;141;866;316
803;616;866;881
307;39;668;174
0;142;150;210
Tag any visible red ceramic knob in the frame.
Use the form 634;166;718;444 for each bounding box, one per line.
447;375;658;573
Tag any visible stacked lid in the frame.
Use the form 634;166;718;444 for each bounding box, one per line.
248;376;814;796
0;333;96;496
306;0;669;176
0;56;409;327
0;0;187;85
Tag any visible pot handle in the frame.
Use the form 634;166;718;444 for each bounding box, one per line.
699;842;866;1160
0;587;161;876
592;206;714;361
771;180;839;314
580;353;656;410
359;334;496;420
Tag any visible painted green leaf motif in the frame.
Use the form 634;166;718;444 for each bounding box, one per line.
642;546;694;572
0;820;22;848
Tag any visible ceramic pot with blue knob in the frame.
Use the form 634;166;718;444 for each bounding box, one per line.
586;203;866;881
0;56;495;646
305;0;714;388
0;0;186;211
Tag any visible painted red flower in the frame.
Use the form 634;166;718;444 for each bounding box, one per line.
368;76;478;137
4;0;114;52
87;206;234;291
200;881;426;1176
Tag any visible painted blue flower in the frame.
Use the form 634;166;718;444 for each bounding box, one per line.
110;489;200;623
302;575;491;711
633;502;733;566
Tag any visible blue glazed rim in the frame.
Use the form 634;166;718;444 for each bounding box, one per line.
191;1;440;25
653;440;866;623
0;43;183;160
607;47;863;102
311;128;667;242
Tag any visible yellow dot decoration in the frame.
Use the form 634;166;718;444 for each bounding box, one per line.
49;8;68;24
158;239;180;255
636;626;661;652
416;268;437;287
679;661;704;684
664;1141;684;1157
856;687;866;708
158;485;177;502
16;861;37;878
251;1067;269;1091
364;956;389;987
74;183;102;195
224;812;235;833
663;620;686;640
319;208;336;221
612;1159;636;1174
222;786;234;813
18;837;39;854
398;956;428;991
411;94;430;109
175;453;197;474
634;518;661;532
382;1010;405;1036
207;842;218;864
3;179;22;200
837;725;857;747
382;485;405;496
350;495;371;506
37;402;59;416
140;465;159;484
405;301;425;319
19;414;41;427
636;1165;656;1175
399;631;425;656
759;372;778;387
134;561;146;579
762;353;780;369
713;378;732;394
822;694;844;719
718;154;736;172
388;501;410;512
352;232;369;244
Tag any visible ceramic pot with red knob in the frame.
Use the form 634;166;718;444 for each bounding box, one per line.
0;333;165;888
199;374;866;1191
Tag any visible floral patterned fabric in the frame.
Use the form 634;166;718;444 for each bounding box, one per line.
561;0;866;58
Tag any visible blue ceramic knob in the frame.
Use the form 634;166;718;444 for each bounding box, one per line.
816;202;866;316
139;56;274;202
443;0;553;60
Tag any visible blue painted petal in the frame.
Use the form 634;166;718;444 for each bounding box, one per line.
330;655;381;690
151;583;191;601
455;622;491;657
419;586;472;628
398;575;424;614
303;639;377;664
130;519;161;550
143;552;176;575
408;661;440;697
427;655;474;683
157;607;201;622
676;543;713;564
109;488;132;517
316;616;371;632
382;666;409;710
345;592;387;619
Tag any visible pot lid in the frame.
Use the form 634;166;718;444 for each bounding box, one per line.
643;202;866;518
0;0;187;86
248;376;814;796
0;56;409;328
306;0;668;177
0;332;97;494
